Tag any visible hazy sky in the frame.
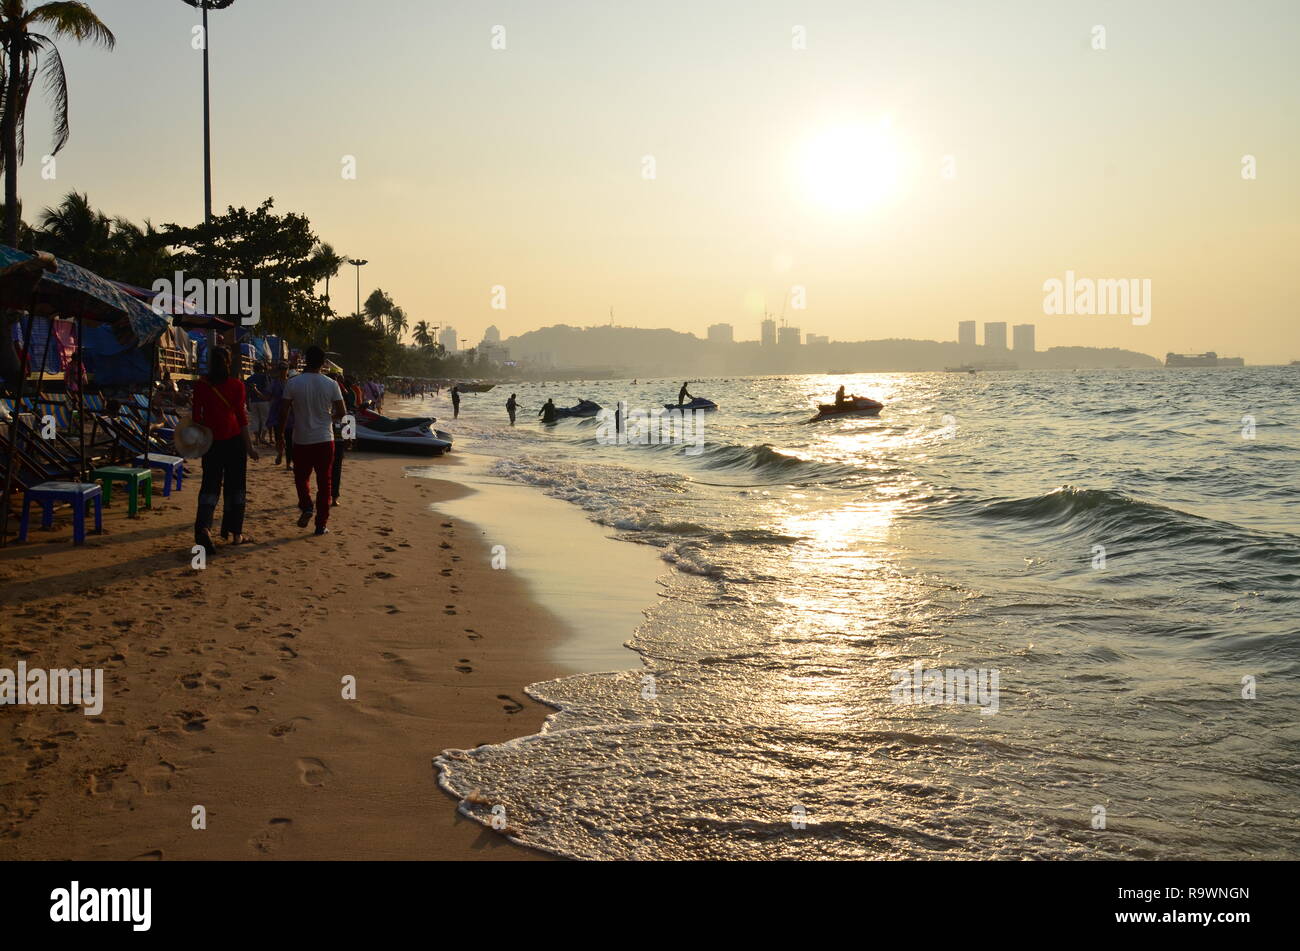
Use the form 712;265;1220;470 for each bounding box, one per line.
18;0;1299;362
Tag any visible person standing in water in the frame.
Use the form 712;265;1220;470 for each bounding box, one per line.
506;393;518;425
678;381;693;406
539;398;557;424
277;346;345;536
192;347;259;555
451;385;461;419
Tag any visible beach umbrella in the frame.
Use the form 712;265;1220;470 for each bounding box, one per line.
111;280;235;332
0;246;169;344
0;247;169;546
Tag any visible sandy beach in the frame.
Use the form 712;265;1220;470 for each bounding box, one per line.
0;449;570;860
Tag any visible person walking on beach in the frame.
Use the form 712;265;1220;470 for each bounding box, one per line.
192;347;259;555
330;371;355;506
506;393;517;425
277;346;345;536
246;362;271;446
267;364;288;463
451;385;461;419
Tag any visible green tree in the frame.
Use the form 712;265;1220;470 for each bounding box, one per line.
0;1;116;246
325;313;388;380
163;197;331;337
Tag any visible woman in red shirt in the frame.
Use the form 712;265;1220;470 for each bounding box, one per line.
192;347;259;553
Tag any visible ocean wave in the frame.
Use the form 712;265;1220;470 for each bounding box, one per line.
695;442;861;484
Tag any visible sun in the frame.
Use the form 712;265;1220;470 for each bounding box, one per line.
797;119;902;213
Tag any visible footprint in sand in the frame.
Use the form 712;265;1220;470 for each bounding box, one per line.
440;568;453;577
296;757;331;786
130;849;164;861
250;818;293;854
140;761;177;795
465;629;482;641
455;660;473;674
269;716;310;738
175;711;209;733
497;695;525;715
444;606;458;615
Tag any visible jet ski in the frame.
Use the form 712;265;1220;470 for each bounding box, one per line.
553;399;602;419
663;397;718;412
810;396;883;421
354;407;453;455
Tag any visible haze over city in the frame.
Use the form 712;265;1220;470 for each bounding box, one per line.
14;0;1296;364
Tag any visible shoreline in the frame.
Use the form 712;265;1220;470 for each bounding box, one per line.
0;445;607;861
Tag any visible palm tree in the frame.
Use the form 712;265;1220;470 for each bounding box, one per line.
412;320;432;348
363;287;393;331
311;241;344;313
108;216;171;288
387;304;408;341
35;189;110;266
0;1;116;246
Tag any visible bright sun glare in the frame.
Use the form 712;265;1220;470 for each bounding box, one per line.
798;119;902;214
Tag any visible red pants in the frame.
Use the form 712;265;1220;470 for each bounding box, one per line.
292;440;335;530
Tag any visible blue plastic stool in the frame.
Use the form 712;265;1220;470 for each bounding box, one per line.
19;482;103;545
134;453;185;496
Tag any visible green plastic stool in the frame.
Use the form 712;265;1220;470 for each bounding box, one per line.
92;466;153;517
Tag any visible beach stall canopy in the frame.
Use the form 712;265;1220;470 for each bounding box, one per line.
112;280;235;331
0;246;169;346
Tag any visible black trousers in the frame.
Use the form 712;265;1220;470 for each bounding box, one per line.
331;438;345;500
196;436;247;538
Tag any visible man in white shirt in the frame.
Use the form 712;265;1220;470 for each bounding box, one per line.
276;346;345;535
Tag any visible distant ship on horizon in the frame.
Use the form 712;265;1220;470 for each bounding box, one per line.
1165;352;1246;367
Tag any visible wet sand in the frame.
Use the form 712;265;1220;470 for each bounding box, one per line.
0;448;569;860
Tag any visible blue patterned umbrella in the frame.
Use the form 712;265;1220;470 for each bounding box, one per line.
0;245;169;344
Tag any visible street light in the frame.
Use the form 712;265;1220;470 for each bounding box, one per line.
348;259;368;319
181;0;237;224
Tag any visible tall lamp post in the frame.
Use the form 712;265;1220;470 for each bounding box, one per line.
182;0;237;224
349;259;368;319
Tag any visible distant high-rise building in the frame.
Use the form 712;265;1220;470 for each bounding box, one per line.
984;322;1008;351
778;326;802;347
1013;324;1036;353
482;324;501;344
805;334;829;346
439;326;458;353
958;320;977;347
707;323;734;344
761;318;777;347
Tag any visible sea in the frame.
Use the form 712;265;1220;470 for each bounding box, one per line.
429;368;1300;860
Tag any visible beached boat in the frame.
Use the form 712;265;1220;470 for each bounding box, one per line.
354;408;452;455
457;382;495;392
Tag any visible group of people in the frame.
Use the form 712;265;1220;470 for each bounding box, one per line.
189;346;356;556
